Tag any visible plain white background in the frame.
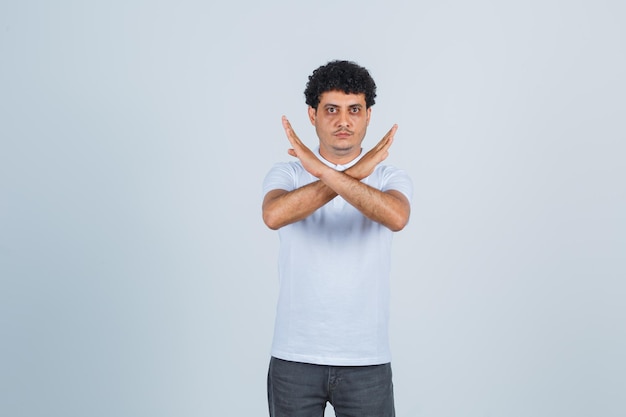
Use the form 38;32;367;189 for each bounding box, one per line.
1;1;624;416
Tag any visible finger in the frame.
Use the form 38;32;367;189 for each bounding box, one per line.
391;124;398;137
385;124;398;141
281;115;291;131
386;124;398;143
282;116;302;146
282;115;294;137
375;124;397;151
380;124;397;143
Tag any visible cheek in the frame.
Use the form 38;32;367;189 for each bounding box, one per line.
351;114;367;125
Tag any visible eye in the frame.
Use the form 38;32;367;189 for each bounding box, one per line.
327;107;337;113
350;107;360;113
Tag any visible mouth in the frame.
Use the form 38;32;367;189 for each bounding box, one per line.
334;130;353;138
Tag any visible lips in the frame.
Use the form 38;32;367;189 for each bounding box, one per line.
334;130;353;138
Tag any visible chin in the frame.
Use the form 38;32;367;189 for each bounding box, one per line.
332;146;354;154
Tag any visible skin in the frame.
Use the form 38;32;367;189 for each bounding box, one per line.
262;91;410;231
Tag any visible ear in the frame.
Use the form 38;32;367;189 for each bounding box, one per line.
366;107;372;126
308;106;316;125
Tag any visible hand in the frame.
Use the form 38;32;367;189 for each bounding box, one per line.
345;124;397;180
282;116;328;178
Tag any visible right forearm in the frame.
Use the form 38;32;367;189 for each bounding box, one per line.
262;140;386;230
262;180;338;229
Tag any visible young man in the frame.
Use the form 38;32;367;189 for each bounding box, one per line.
262;60;412;417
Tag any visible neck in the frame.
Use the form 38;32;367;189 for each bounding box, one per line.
319;146;362;166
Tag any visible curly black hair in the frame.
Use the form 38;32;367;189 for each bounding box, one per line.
304;60;377;109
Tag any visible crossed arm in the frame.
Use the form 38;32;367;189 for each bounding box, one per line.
262;117;410;231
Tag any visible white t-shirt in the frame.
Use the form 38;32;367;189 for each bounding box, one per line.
262;149;412;366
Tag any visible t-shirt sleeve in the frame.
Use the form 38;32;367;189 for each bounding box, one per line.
262;162;298;196
380;166;413;203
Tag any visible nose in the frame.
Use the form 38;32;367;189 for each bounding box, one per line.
337;110;351;128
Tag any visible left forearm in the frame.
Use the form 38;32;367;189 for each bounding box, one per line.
318;167;410;231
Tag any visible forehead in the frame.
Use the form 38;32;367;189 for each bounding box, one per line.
318;90;366;106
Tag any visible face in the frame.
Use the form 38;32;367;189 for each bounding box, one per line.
308;90;371;165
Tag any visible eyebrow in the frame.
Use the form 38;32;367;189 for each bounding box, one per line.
323;103;363;109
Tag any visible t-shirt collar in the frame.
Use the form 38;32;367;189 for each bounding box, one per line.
315;147;364;171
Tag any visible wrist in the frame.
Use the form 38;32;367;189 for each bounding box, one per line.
344;165;363;180
316;164;339;180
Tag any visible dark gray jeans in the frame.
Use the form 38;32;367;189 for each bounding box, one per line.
267;357;395;417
